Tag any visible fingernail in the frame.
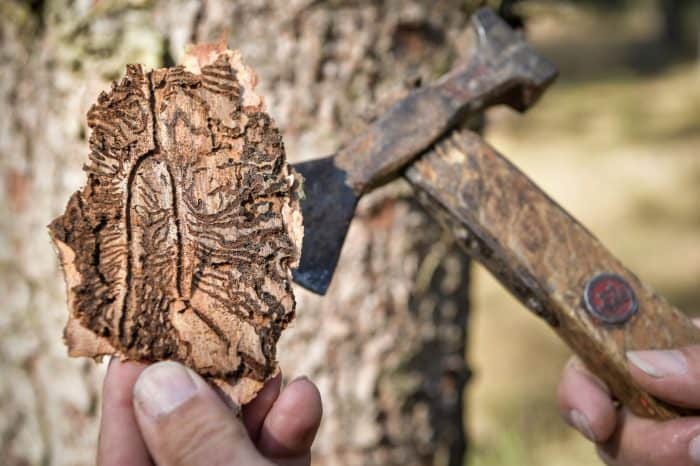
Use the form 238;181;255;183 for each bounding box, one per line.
569;409;596;442
689;434;700;464
290;375;310;384
133;361;198;418
627;350;688;378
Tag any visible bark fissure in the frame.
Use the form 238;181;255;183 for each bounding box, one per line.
165;162;185;298
120;151;152;344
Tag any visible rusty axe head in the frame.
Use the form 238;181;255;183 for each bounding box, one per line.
467;8;556;112
291;7;557;295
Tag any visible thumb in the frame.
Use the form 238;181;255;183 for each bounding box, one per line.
132;361;270;466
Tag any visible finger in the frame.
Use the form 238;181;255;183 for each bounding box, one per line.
598;409;700;466
257;376;322;460
243;372;282;441
97;358;151;466
627;345;700;408
132;361;271;466
556;357;617;443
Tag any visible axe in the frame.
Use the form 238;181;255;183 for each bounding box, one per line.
406;130;700;420
292;8;557;294
292;8;700;419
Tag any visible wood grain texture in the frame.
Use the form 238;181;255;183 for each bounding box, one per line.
48;43;302;405
407;130;700;420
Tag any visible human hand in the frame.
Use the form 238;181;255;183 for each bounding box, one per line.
97;359;322;466
557;344;700;465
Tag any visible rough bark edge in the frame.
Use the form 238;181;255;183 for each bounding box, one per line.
48;40;303;407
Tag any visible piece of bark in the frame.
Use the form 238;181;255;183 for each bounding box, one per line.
48;42;303;405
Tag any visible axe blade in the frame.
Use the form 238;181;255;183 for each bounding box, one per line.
291;156;356;295
291;8;557;295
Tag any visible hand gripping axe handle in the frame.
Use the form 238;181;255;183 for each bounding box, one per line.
292;8;557;294
406;130;700;420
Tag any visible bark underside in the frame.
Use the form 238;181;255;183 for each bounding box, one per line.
48;45;301;404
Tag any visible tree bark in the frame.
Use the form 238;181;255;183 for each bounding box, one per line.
0;1;482;465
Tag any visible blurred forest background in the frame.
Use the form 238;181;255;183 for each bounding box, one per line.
1;1;698;466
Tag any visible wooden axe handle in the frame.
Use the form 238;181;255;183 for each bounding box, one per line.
405;129;700;420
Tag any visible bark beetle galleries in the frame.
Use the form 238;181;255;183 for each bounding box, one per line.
47;44;303;404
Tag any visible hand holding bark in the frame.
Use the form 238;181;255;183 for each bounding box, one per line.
98;359;322;466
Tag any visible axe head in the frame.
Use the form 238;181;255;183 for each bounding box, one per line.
291;8;557;295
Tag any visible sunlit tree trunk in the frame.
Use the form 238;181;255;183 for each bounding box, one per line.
0;1;491;464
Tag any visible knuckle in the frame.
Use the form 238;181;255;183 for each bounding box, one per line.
153;398;247;466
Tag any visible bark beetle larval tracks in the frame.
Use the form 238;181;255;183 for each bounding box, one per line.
49;47;302;401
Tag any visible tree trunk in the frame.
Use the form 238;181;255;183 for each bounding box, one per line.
0;1;482;465
658;0;691;50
